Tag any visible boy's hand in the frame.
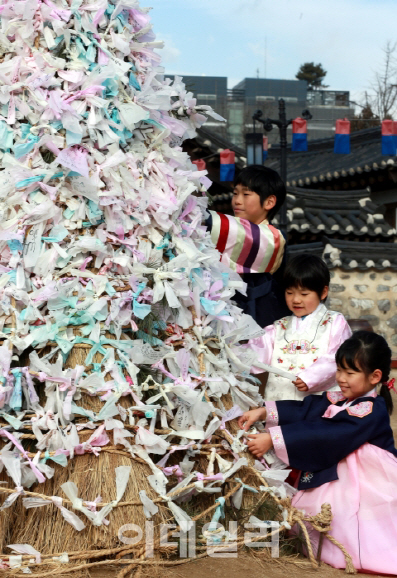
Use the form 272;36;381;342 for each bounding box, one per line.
246;433;273;457
292;377;309;392
238;407;267;431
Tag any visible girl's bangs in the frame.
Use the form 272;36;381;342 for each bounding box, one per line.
336;347;362;372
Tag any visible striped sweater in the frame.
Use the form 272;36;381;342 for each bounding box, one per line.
208;211;285;275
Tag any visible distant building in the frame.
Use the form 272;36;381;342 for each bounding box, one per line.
305;89;353;141
232;77;307;103
165;74;355;149
168;75;228;103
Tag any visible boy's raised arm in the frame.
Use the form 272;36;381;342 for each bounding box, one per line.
206;210;285;275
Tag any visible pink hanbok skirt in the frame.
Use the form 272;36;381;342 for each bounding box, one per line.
292;443;397;574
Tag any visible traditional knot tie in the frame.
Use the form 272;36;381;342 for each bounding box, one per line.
322;404;346;419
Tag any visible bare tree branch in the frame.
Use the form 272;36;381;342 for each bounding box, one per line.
369;41;397;119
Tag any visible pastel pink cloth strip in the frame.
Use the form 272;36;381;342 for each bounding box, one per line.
0;428;46;483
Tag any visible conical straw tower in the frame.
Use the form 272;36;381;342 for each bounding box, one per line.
0;0;307;574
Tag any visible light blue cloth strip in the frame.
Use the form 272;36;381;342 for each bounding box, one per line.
208;497;225;532
9;369;22;412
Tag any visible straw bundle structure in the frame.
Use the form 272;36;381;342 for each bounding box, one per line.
0;0;356;574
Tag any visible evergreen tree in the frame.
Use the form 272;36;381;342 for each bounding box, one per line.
296;62;328;90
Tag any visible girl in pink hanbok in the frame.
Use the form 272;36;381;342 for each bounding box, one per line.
240;331;397;574
248;253;351;401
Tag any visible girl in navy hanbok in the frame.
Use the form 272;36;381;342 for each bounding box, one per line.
239;331;397;574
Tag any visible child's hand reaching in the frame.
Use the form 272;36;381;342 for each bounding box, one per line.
238;407;267;431
246;433;273;457
293;377;309;392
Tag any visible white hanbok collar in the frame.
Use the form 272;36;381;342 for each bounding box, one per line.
287;303;328;338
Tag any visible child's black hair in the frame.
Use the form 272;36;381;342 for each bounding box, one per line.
234;165;286;221
283;253;330;299
335;331;393;414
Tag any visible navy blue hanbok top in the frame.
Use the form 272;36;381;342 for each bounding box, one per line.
264;391;397;490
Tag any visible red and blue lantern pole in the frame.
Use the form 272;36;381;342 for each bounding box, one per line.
219;149;235;181
334;118;351;154
381;120;397;155
292;117;308;151
252;101;312;236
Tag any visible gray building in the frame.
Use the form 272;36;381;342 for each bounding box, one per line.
166;75;228;101
229;78;354;148
233;77;307;104
165;74;355;149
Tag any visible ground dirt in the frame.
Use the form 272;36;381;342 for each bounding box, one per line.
89;413;397;578
91;551;392;578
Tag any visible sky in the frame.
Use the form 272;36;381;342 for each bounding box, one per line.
148;0;397;103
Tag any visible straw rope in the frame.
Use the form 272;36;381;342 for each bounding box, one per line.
324;534;356;574
201;383;356;574
0;483;244;576
4;527;299;578
0;301;356;575
4;501;348;578
0;435;357;574
7;552;212;577
115;480;244;578
0;477;226;508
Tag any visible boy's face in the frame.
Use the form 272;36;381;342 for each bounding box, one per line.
232;184;276;224
285;286;328;317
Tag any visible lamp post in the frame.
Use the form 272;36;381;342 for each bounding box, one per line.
252;99;312;236
245;132;263;165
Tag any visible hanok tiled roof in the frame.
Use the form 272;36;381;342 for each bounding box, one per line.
193;127;246;168
264;126;396;186
289;238;397;271
271;187;396;238
211;186;396;239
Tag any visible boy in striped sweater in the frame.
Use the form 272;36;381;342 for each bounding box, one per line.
206;165;289;327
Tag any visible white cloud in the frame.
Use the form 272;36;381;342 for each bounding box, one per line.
155;33;181;64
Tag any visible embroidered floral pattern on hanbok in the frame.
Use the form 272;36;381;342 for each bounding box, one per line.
347;401;373;418
301;471;314;483
327;391;346;404
272;432;284;449
321;313;333;326
266;304;346;402
278;318;288;331
265;401;279;428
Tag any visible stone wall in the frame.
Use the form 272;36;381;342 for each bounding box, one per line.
327;268;397;355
